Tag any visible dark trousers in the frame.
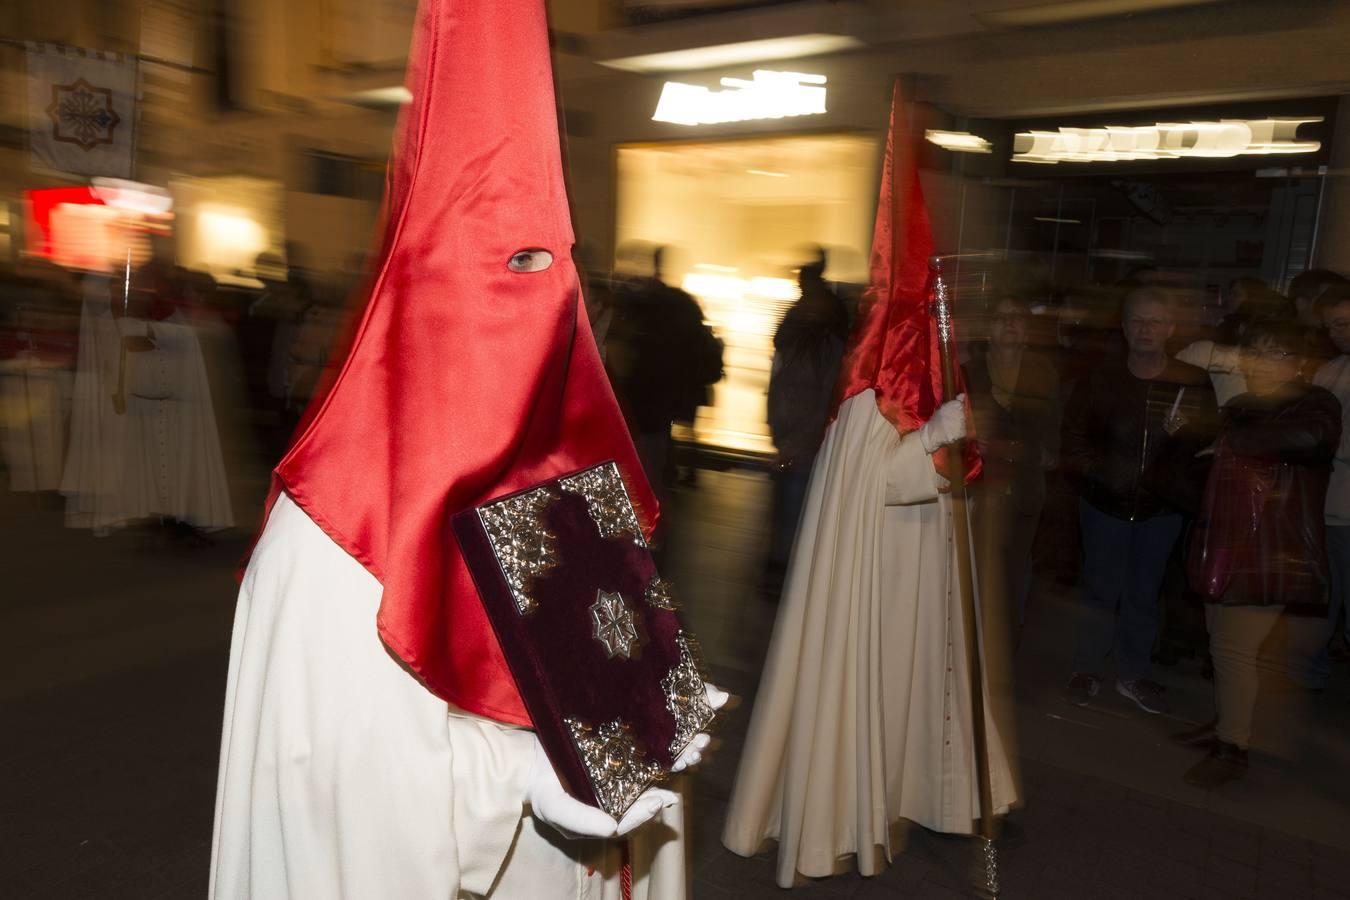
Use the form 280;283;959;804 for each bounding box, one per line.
1158;519;1209;658
1326;524;1350;646
1073;499;1182;682
768;462;813;569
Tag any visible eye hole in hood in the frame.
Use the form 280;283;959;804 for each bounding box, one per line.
508;249;554;274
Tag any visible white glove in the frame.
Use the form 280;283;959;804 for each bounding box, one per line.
671;683;729;773
918;395;968;453
526;682;727;838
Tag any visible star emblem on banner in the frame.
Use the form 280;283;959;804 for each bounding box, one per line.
590;589;639;659
47;77;121;151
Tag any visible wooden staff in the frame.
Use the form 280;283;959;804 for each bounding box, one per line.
930;253;1000;898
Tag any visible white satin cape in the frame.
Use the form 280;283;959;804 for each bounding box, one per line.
722;390;1019;887
210;492;687;899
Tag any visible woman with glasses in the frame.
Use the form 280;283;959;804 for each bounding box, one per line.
1177;319;1341;787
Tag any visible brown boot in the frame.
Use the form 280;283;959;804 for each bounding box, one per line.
1183;741;1248;788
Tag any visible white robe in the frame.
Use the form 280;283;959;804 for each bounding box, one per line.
61;290;233;531
211;492;688;899
722;390;1019;887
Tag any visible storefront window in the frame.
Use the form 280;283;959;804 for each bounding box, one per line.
615;132;876;455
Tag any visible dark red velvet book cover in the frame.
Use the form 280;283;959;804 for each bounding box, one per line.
452;461;715;818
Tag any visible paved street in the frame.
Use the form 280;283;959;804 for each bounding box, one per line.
3;468;1349;899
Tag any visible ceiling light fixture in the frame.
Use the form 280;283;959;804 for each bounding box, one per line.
600;34;861;74
925;130;993;154
978;0;1227;27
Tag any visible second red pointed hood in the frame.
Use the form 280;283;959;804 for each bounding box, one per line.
832;83;981;481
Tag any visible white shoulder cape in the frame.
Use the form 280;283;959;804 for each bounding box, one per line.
210;493;687;899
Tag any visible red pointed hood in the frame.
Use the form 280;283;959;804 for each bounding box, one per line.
270;0;657;726
832;82;980;480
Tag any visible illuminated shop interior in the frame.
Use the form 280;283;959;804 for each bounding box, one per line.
615;133;876;457
170;176;285;286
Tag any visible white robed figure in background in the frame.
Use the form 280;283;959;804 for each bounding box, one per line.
722;89;1020;888
61;265;232;533
210;0;722;896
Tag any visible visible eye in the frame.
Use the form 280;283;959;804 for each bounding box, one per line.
508;249;554;273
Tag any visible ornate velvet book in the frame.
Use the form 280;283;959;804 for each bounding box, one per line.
452;461;715;818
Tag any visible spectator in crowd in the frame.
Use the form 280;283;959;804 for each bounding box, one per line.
764;251;848;592
0;261;78;493
1162;282;1270;670
1289;268;1345;366
1290;268;1348;329
1177;319;1340;786
966;295;1060;636
284;285;346;429
1216;278;1290;338
239;252;305;458
1314;283;1350;662
1063;287;1217;714
1177;322;1247;409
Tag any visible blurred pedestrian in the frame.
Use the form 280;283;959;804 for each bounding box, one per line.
967;295;1060;637
763;251;848;591
283;285;345;424
1063;287;1217;714
605;248;721;507
237;251;308;459
0;265;76;492
1179;319;1340;786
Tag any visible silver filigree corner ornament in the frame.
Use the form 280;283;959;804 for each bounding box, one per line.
662;632;715;758
644;576;677;611
477;486;560;615
559;462;646;546
565;717;663;818
590;589;639;659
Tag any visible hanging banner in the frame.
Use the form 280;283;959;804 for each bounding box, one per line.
26;43;138;179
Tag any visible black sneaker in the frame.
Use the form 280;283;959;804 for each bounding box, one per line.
1065;673;1101;706
1117;678;1170;715
1183;740;1248;788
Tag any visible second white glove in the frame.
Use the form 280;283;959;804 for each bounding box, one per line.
918;395;968;454
671;683;729;772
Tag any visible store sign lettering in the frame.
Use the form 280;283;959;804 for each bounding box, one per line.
1013;118;1322;164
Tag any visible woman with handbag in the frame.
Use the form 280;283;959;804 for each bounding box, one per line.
1179;319;1341;787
